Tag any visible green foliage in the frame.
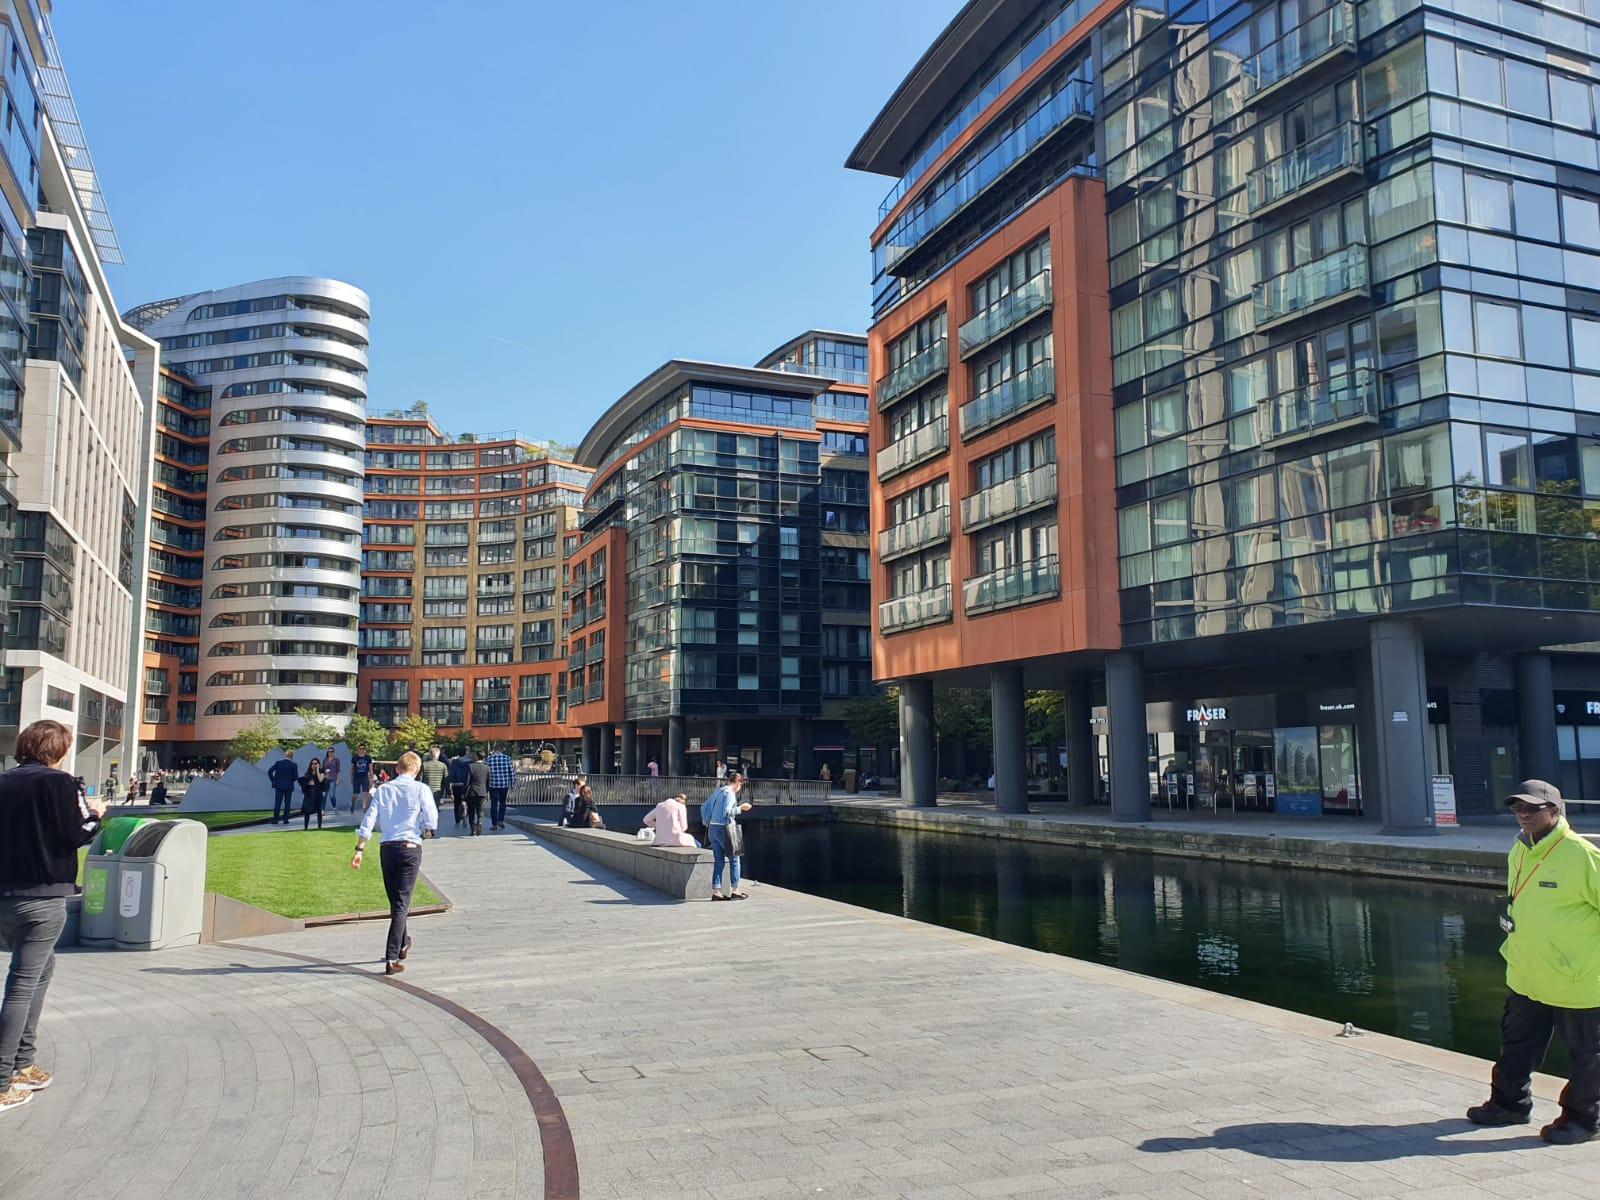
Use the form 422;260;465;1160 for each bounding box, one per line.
440;728;486;757
343;714;389;757
843;687;899;747
1024;690;1063;747
284;706;341;751
388;713;438;756
227;714;281;764
934;688;991;741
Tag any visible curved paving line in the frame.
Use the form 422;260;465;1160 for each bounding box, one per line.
217;940;579;1199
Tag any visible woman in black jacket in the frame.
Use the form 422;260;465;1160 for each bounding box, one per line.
300;759;327;830
0;720;105;1115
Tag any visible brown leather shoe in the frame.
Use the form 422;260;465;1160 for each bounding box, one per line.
384;962;405;975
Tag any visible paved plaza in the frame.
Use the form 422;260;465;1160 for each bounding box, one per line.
4;829;1600;1199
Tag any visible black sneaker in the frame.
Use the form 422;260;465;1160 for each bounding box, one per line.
1467;1102;1531;1127
1541;1119;1598;1145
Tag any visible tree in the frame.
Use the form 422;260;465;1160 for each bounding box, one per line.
389;713;438;757
843;687;899;748
1024;690;1063;748
440;728;486;757
344;713;389;756
284;706;341;751
227;714;281;764
933;688;991;742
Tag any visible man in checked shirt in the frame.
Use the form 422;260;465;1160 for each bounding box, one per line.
485;743;515;831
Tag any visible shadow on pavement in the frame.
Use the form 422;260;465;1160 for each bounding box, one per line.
1139;1119;1544;1160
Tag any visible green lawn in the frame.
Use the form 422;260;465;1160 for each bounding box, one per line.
204;830;441;919
78;828;441;920
154;810;273;831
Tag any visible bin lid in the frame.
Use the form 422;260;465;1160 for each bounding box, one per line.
120;820;181;859
93;816;153;855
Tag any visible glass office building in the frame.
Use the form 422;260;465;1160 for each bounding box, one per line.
856;0;1600;824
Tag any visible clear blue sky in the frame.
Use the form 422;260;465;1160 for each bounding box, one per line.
54;1;957;444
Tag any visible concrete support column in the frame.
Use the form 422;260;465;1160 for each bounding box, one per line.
991;664;1028;814
667;716;687;777
1065;676;1094;807
580;727;599;775
1367;618;1435;835
899;678;936;808
596;725;615;776
620;721;638;775
791;716;814;780
1106;652;1150;822
1516;651;1559;785
715;718;731;765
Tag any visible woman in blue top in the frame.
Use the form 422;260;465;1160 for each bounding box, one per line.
701;773;752;900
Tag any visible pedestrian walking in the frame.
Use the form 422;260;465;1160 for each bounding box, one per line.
819;763;831;784
349;751;437;975
267;756;299;824
350;745;374;814
465;751;489;836
0;721;105;1116
646;757;659;777
322;749;342;812
299;758;327;830
102;775;117;805
701;772;751;901
485;745;514;830
448;749;471;829
418;748;448;839
1467;779;1600;1144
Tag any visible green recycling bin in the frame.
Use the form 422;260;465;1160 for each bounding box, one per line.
80;816;153;947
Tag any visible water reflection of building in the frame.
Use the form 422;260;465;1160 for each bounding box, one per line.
855;0;1600;826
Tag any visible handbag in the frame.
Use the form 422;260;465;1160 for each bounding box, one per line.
725;820;744;857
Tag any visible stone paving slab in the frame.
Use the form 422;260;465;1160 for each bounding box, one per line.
7;829;1600;1198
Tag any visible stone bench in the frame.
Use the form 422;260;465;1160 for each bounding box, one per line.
509;818;713;900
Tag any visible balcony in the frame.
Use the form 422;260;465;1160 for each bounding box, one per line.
1253;244;1369;331
959;361;1054;439
567;649;585;670
876;340;948;410
584;642;605;665
1247;123;1365;217
820;484;869;506
959;270;1053;359
1260;367;1379;448
964;555;1060;615
585;680;605;702
960;462;1058;532
813;397;869;424
1242;3;1358;108
878;507;951;562
877;415;949;480
879;583;954;634
768;360;870;387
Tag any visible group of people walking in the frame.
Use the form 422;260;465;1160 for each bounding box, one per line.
266;745;375;828
416;745;515;835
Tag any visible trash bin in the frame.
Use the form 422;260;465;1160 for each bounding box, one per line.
844;768;858;794
80;815;154;947
114;819;207;951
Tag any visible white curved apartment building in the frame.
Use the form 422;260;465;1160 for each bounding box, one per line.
125;277;369;745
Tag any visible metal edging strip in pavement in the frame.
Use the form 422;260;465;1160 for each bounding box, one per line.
218;940;580;1199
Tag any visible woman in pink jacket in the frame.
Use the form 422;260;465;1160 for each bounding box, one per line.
642;793;698;848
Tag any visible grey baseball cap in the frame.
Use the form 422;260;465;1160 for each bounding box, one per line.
1506;779;1566;814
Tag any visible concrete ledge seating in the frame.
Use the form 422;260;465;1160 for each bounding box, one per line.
510;818;713;900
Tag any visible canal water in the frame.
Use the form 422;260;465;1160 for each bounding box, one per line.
739;819;1548;1071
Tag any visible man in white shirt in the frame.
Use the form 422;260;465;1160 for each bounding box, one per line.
350;750;438;975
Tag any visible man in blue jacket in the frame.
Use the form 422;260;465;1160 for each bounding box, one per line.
267;756;299;825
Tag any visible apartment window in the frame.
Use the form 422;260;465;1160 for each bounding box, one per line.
969;237;1050;316
973;431;1055;489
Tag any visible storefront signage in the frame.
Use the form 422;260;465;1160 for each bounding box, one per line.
1318;702;1355;714
1431;776;1457;826
1392;711;1409;723
1264;774;1276;800
1186;705;1228;723
1588;702;1600;716
688;737;701;752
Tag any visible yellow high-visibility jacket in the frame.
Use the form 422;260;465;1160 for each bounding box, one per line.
1501;817;1600;1009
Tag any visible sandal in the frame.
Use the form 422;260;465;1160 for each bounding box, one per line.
712;893;728;901
729;891;749;900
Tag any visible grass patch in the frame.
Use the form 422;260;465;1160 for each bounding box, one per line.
204;831;441;919
154;810;273;831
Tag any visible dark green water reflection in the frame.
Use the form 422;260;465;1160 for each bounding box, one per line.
741;820;1549;1071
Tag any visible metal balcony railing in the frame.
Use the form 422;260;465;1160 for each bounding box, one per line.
1260;367;1379;448
876;340;948;410
879;583;954;634
1242;2;1358;107
963;555;1060;615
1253;244;1369;331
1247;122;1365;216
960;462;1058;532
877;415;949;480
959;270;1053;358
959;361;1054;439
878;507;951;562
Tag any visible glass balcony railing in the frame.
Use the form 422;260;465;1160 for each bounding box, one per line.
1247;123;1365;216
959;271;1053;358
1253;244;1369;331
1243;2;1357;107
1261;367;1379;447
964;555;1060;616
878;507;951;562
959;361;1054;439
768;360;870;387
877;415;950;480
879;583;953;634
876;340;948;409
960;462;1058;532
813;398;869;424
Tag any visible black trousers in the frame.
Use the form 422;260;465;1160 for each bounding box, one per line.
379;841;421;964
1491;990;1600;1129
272;788;294;823
465;795;483;830
451;784;466;825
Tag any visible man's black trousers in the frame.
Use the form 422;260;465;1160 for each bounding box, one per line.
1491;989;1600;1130
379;841;421;964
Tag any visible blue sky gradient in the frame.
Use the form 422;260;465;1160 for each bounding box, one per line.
53;1;956;444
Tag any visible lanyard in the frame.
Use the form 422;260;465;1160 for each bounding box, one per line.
1510;831;1566;904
